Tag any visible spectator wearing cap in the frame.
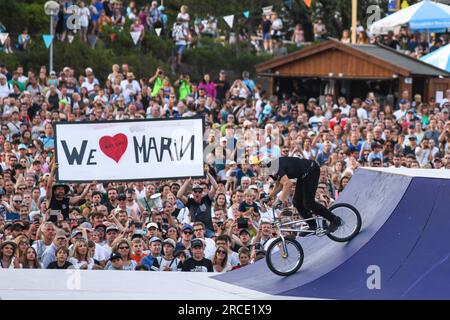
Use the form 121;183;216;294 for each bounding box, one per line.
41;229;68;268
46;162;94;222
108;239;136;271
403;135;418;157
146;222;160;238
177;171;218;238
181;238;213;272
140;236;163;271
155;238;180;271
176;223;193;253
403;124;419;147
103;225;119;256
192;221;216;259
105;252;124;270
394;99;410;120
231;228;253;253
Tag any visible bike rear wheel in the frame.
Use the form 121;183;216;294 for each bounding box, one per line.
266;237;304;276
326;203;362;242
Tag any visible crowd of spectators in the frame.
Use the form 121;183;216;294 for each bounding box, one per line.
340;24;449;60
0;31;449;271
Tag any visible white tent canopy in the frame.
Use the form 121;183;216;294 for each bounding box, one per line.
370;0;450;35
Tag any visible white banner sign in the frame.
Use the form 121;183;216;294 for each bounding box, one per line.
55;118;205;182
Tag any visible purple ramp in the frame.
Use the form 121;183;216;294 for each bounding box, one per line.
281;177;450;299
214;169;412;295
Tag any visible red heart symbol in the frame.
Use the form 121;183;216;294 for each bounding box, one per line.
99;134;128;163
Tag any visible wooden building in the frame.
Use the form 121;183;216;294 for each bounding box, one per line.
256;39;450;104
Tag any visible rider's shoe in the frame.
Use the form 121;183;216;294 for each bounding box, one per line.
326;216;342;234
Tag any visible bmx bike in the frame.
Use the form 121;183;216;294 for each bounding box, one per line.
265;203;362;276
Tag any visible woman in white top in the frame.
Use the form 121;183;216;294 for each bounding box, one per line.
212;246;232;273
0;241;20;269
69;238;96;270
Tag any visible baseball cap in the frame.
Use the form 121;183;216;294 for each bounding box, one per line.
191;238;204;248
262;105;272;115
399;99;408;104
70;229;82;239
407;109;415;114
181;224;193;232
18;143;28;150
109;252;122;261
146;222;159;230
52;230;66;240
94;223;106;231
106;225;119;233
408;136;417;140
131;232;143;240
163;238;176;248
220;137;227;143
12;222;25;231
149;236;162;244
239;228;251;235
192;184;203;191
80;222;92;229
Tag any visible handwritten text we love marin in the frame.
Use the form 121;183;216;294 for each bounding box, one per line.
60;133;196;165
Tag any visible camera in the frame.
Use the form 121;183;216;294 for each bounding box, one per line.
135;222;142;229
217;221;224;228
237;218;249;229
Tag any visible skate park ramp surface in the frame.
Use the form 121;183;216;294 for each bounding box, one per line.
214;168;450;299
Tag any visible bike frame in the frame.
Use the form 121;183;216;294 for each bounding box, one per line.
273;216;327;258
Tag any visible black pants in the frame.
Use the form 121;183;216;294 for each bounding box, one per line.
292;162;336;228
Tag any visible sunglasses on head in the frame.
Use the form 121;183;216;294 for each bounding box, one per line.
217;250;227;254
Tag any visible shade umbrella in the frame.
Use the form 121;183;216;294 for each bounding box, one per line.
420;43;450;71
370;0;450;35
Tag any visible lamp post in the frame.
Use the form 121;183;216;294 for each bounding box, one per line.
44;1;60;73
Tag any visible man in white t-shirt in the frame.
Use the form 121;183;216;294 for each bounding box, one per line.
120;72;141;104
394;99;409;120
309;106;326;132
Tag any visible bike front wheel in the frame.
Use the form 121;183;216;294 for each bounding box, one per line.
326;203;362;242
266;237;304;276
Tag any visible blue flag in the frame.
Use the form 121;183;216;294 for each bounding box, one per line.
42;34;54;49
243;11;250;18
